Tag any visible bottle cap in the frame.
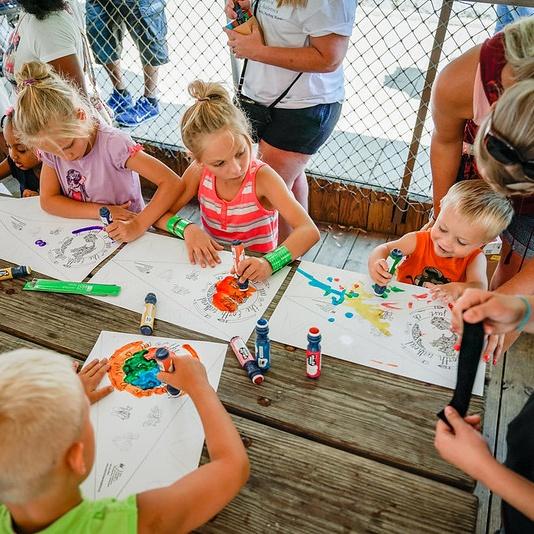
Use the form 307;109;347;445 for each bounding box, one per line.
145;292;157;304
155;347;169;359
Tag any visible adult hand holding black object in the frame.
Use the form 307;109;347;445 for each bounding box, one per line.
437;321;485;428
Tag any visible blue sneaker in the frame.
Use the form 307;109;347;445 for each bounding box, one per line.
107;89;133;114
115;96;160;127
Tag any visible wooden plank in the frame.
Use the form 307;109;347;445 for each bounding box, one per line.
488;333;534;533
475;359;505;534
337;185;369;230
308;178;340;225
197;416;477;534
394;203;429;236
300;225;328;262
343;231;388;273
313;227;358;268
0;261;482;488
366;190;395;233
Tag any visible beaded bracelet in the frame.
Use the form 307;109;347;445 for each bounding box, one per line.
166;215;193;240
264;245;292;273
517;296;532;332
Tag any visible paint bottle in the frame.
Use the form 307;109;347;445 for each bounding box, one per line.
140;292;157;335
99;206;113;226
230;336;264;384
306;327;322;379
0;265;32;281
255;317;271;372
373;248;404;296
231;240;249;291
155;347;181;397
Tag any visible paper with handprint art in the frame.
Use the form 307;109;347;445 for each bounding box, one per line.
81;331;227;500
269;261;484;394
0;196;119;281
90;232;290;341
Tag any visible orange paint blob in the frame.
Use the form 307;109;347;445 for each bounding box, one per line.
212;275;256;312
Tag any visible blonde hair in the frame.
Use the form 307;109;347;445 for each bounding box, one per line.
14;61;96;148
440;180;514;240
181;80;251;160
0;349;86;503
504;17;534;82
276;0;307;6
474;80;534;196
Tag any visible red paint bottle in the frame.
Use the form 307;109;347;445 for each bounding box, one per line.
306;327;322;379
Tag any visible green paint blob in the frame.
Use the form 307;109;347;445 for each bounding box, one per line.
390;286;405;293
123;350;161;390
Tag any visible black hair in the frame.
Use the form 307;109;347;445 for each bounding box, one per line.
17;0;67;20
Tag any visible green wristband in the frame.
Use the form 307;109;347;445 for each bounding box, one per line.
166;215;192;240
517;297;532;332
264;245;292;273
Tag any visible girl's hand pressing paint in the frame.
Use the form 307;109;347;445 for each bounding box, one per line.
106;217;144;243
75;358;113;404
233;256;272;283
184;224;223;268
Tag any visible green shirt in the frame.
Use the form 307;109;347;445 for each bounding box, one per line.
0;495;137;533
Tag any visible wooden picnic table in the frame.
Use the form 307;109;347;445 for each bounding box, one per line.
0;253;492;533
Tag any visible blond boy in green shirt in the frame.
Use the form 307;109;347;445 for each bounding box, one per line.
0;348;249;533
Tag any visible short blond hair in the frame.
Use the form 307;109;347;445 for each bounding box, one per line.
504;16;534;82
474;80;534;196
181;80;251;160
0;349;86;503
14;61;96;149
440;180;514;241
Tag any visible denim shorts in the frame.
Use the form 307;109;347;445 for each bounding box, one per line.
502;213;534;261
86;0;169;66
238;98;342;155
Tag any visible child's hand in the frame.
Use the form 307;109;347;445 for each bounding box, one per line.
369;258;392;286
184;224;223;267
106;218;144;243
76;358;113;404
157;354;209;396
233;257;272;283
22;189;38;197
225;0;251;19
108;201;136;222
434;406;494;480
426;282;463;305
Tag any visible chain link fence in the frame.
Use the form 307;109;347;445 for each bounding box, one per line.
1;1;532;221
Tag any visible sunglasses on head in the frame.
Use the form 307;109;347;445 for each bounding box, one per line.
484;128;534;180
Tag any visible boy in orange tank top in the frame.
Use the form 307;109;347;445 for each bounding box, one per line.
368;180;514;305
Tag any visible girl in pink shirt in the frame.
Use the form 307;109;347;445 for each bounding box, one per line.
14;61;183;243
158;79;319;283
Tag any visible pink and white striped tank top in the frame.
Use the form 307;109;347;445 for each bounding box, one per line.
198;159;278;253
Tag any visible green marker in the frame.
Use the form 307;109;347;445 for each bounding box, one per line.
23;279;121;296
373;248;404;296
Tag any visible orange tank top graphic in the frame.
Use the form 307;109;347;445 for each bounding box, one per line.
396;231;482;286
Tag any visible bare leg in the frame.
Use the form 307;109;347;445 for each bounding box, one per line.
490;239;534;351
143;65;158;99
103;61;126;91
258;140;310;242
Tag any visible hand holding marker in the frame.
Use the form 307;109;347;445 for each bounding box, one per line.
232;240;249;291
373;248;403;296
99;206;113;226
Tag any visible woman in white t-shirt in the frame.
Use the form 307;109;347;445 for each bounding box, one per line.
225;0;356;240
3;0;86;96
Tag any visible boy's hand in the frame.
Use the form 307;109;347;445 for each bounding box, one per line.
233;257;272;283
106;218;144;243
184;224;223;268
22;189;39;197
224;0;251;19
108;201;136;221
157;354;210;396
76;358;113;404
426;282;463;305
434;406;494;480
369;258;392;286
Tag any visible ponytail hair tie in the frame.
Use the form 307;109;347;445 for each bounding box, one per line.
22;78;37;86
196;97;210;102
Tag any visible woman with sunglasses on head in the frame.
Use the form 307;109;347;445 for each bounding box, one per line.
430;16;533;217
468;80;534;361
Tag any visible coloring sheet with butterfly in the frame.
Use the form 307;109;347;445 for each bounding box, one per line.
268;261;485;394
0;196;118;281
90;232;290;341
81;331;227;500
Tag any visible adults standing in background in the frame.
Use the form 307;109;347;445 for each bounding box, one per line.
85;0;169;127
224;0;357;241
2;0;86;95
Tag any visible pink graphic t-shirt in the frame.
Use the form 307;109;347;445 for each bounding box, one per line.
39;123;145;213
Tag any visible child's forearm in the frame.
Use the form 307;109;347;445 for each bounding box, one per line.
41;195;103;219
136;180;182;231
280;223;320;260
368;244;390;268
479;459;534;522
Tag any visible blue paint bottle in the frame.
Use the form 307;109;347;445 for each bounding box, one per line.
155;347;181;397
306;327;322;379
99;206;113;226
372;248;404;296
255;317;271;372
